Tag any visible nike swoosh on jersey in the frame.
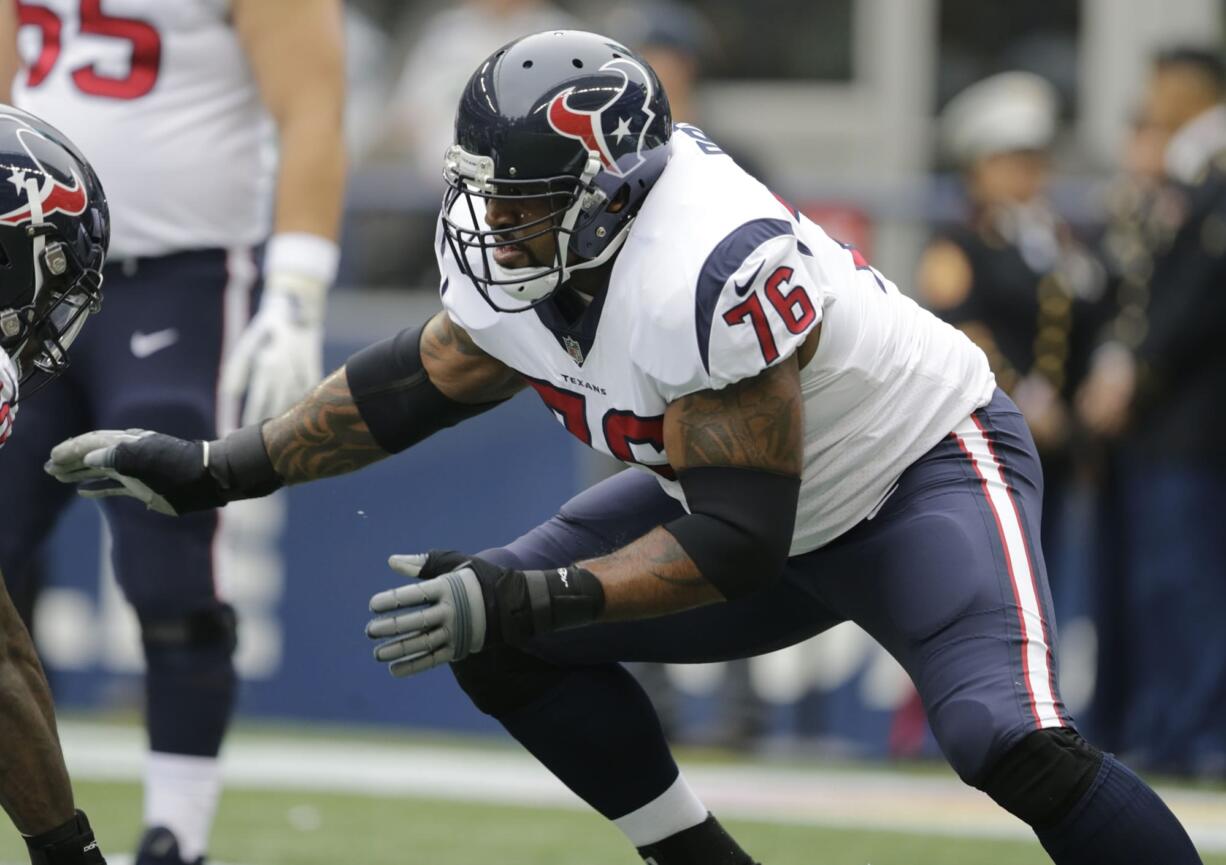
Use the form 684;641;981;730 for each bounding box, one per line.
130;328;181;358
731;260;765;296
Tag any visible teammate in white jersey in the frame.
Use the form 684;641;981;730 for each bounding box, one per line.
0;103;109;864
46;31;1201;865
0;2;345;862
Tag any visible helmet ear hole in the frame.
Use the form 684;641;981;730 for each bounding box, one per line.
608;186;631;214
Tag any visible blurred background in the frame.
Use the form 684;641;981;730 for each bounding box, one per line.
16;0;1226;860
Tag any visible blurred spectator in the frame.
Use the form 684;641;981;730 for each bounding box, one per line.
1077;47;1226;778
1072;107;1175;753
376;0;581;181
917;71;1105;579
343;4;395;162
606;0;715;124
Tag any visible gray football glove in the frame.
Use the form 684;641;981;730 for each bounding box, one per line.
44;429;184;515
366;553;489;677
46;425;282;515
366;550;606;678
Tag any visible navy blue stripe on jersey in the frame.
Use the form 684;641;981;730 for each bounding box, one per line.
695;218;795;374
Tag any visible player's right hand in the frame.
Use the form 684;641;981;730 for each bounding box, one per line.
44;429;220;515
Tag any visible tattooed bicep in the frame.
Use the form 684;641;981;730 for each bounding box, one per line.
663;356;804;475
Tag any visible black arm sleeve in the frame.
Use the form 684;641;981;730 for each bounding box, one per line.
661;465;800;600
344;324;507;454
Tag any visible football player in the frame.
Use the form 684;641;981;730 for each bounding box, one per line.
0;104;108;864
47;31;1202;865
0;1;346;863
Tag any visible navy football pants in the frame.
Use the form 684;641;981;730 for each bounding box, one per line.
0;249;255;615
470;389;1071;789
0;249;256;756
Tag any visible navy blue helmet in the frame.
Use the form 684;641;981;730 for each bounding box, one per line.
442;30;672;310
0;105;107;395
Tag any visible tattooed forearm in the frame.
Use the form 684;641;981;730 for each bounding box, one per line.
581;527;724;620
0;577;75;835
664;355;804;474
263;367;387;483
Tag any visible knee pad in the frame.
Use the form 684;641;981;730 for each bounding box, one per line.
451;644;570;717
140;603;238;656
977;727;1104;828
140;604;238;757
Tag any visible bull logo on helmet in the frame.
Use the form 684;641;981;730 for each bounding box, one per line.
0;122;88;227
547;57;658;178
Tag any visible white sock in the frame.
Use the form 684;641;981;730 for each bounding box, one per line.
143;751;222;862
613;773;709;847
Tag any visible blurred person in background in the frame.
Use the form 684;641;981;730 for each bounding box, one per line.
0;100;110;865
0;1;346;862
918;71;1106;593
376;0;580;182
1077;47;1226;778
353;0;580;289
1076;104;1172;753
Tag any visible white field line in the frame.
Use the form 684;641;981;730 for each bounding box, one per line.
56;722;1226;852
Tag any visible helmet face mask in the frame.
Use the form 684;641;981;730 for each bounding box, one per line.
443;145;604;310
441;30;672;312
14;235;103;394
0;106;108;398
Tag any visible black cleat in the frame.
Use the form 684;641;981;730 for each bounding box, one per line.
133;827;203;865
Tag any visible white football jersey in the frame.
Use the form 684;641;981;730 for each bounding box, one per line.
13;0;275;258
441;127;996;554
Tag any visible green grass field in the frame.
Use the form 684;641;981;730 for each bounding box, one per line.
0;780;1128;865
3;779;1224;865
3;721;1223;865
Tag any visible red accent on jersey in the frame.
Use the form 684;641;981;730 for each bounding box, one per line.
601;410;676;480
17;0;162;100
723;292;780;364
17;2;61;88
764;266;817;334
771;191;800;220
525;378;592;444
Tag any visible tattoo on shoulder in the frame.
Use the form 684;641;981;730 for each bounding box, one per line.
422;313;488;361
670;358;803;474
264;369;385;483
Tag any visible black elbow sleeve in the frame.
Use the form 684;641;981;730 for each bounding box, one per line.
345;324;503;454
662;465;800;600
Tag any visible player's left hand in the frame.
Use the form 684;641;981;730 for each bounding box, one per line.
366;550;605;678
45;429;219;515
221;270;326;426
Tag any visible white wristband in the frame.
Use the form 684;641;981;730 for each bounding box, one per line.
264;232;340;294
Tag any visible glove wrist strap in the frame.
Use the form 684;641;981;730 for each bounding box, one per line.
207;422;284;501
521;565;605;633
